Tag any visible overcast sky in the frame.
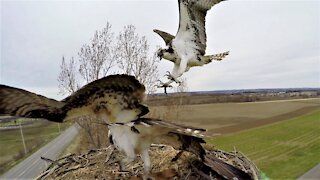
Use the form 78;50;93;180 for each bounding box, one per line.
1;0;319;100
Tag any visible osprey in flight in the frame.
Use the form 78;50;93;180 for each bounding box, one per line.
0;74;247;178
154;0;229;91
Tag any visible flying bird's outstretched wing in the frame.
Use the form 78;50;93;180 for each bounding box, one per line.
0;85;65;122
0;74;148;123
155;0;227;92
176;0;224;55
153;29;175;45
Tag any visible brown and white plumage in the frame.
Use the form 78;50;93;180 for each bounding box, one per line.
0;74;148;123
105;118;207;173
154;0;229;90
0;74;248;178
107;118;249;179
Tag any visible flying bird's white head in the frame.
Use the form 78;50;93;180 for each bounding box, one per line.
156;46;178;63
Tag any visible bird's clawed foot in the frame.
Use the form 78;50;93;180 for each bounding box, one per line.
165;71;181;84
119;157;135;172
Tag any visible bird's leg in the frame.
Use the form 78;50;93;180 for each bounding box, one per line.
141;149;151;174
140;149;152;180
119;150;136;172
167;57;187;85
105;145;115;163
120;156;135;172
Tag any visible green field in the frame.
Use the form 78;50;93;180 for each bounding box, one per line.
0;120;71;175
208;110;320;179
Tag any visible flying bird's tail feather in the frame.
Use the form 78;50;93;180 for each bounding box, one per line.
203;51;229;64
0;85;66;122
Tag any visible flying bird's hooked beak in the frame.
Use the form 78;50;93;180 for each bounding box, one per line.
156;48;164;60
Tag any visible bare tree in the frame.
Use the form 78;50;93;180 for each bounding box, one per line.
114;25;159;93
57;56;79;95
58;23;159;148
79;22;116;83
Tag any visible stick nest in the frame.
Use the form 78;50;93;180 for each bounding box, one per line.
37;145;261;180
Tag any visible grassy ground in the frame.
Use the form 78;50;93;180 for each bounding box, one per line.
0;120;71;175
149;98;320;135
0;118;35;127
208;110;320;179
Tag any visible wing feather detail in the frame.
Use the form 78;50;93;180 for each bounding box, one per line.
153;29;175;45
62;74;146;111
0;74;147;123
176;0;225;55
0;85;65;122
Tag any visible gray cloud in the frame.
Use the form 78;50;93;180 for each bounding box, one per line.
1;0;319;99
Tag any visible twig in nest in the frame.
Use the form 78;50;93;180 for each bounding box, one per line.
55;153;74;161
35;165;59;180
40;156;63;167
57;164;83;176
105;146;115;163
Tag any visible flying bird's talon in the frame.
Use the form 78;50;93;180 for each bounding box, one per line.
164;71;172;78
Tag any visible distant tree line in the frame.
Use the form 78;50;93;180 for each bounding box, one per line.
58;22;159;96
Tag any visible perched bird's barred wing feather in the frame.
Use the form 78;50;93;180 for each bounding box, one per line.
177;0;225;55
130;118;206;159
62;74;146;112
127;118;249;179
0;85;65;122
153;29;175;45
133;118;206;137
204;155;252;180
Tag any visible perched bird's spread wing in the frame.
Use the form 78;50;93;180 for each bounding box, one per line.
0;74;148;123
120;118;249;179
153;29;175;45
0;85;65;122
176;0;224;55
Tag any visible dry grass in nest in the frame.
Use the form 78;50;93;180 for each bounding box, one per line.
37;145;260;180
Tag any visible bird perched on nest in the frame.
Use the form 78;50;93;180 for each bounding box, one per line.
0;74;248;179
0;74;203;173
102;118;207;174
154;0;229;93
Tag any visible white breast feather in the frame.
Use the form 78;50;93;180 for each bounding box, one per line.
109;126;138;153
